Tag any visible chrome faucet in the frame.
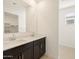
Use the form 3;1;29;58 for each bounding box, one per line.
10;33;16;40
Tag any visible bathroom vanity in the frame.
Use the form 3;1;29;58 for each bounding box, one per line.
4;0;46;59
3;36;46;59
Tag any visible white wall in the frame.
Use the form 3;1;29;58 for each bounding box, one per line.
27;0;58;59
18;8;27;32
59;6;75;48
26;5;38;33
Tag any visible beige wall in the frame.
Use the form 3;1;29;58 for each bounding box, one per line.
27;0;58;59
26;5;38;33
18;8;27;32
59;6;75;48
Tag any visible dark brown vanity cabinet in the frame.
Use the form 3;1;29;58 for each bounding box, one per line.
3;42;34;59
3;47;21;59
34;37;46;59
3;37;46;59
22;47;33;59
39;38;46;57
34;40;40;59
22;42;33;59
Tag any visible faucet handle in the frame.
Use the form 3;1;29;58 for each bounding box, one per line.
10;33;16;40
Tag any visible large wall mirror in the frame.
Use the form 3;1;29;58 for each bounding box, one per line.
4;0;38;34
4;0;29;33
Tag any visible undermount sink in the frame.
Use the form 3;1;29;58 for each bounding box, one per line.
4;39;26;42
4;37;33;43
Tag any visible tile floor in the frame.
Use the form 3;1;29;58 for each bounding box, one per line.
40;55;52;59
41;46;75;59
59;45;75;59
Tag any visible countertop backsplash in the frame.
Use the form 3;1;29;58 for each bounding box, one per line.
3;32;34;41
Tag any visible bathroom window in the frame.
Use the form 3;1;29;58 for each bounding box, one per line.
65;13;75;24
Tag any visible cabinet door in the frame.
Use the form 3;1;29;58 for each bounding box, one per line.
40;38;46;57
34;45;40;59
22;47;33;59
34;40;40;59
3;48;20;59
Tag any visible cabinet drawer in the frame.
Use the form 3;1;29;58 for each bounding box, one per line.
34;39;40;45
22;42;33;51
4;47;21;55
40;37;46;57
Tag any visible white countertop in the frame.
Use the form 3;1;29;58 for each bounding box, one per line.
3;35;46;51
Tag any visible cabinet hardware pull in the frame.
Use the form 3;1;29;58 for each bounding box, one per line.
19;56;21;59
19;54;22;59
41;44;42;48
22;54;24;59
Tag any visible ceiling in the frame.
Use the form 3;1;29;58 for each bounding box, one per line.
59;0;75;9
3;0;41;8
4;0;29;10
4;0;30;15
4;0;75;10
34;0;42;3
